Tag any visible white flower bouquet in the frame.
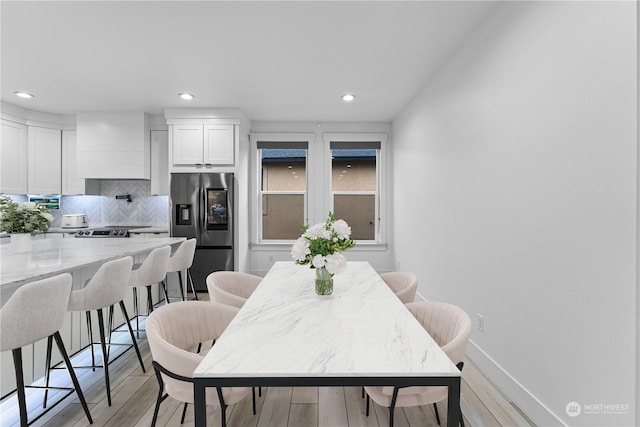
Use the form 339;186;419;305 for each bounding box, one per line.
0;196;54;234
291;212;355;295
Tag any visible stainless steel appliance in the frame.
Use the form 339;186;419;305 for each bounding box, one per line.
74;226;149;238
170;173;234;291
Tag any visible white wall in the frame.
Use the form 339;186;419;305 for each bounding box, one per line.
392;2;637;426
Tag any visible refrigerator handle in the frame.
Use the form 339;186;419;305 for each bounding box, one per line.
200;186;206;230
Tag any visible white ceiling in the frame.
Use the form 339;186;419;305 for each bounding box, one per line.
1;1;497;122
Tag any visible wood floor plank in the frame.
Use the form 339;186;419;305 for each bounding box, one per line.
403;404;440;427
463;359;532;427
103;375;159;426
461;379;500;427
288;403;318;427
318;386;348;427
69;375;149;426
256;387;293;427
132;395;180;427
371;398;410;427
291;386;318;404
344;387;379;427
225;387;266;427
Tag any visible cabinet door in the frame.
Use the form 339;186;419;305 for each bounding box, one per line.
151;130;169;195
204;125;234;165
172;124;203;165
28;126;61;194
0;120;27;194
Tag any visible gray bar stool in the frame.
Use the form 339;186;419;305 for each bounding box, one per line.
0;273;93;426
165;238;198;301
44;256;145;407
129;246;171;334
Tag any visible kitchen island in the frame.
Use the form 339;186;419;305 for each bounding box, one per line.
0;236;185;397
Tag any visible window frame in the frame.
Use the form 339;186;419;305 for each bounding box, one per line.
323;133;388;245
250;133;314;244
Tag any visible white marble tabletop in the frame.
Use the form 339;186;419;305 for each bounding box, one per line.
0;237;185;288
195;261;459;378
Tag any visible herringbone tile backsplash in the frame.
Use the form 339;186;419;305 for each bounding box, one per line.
54;180;169;229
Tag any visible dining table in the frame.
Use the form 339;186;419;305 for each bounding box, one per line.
193;261;462;426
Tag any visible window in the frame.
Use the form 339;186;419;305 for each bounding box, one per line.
330;142;380;241
258;142;307;241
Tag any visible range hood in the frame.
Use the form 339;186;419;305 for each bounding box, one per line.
76;112;150;179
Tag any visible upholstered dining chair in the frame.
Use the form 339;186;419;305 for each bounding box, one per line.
379;272;418;304
45;256;145;408
146;301;255;427
364;301;472;427
206;271;262;308
0;273;93;426
165;238;198;301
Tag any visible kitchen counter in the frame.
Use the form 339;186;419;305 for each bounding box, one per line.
0;236;185;291
0;235;185;397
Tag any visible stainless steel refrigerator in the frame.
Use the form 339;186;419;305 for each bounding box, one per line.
170;173;234;291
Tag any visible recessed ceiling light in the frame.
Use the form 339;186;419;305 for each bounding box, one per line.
178;93;195;100
341;93;356;102
14;91;35;99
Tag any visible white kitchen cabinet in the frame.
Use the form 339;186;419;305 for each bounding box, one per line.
150;130;169;195
28;126;61;194
204;125;234;165
0;119;28;194
61;130;99;195
171;124;235;168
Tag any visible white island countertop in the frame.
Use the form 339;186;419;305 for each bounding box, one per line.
0;237;185;289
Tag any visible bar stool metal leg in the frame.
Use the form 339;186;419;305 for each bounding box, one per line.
42;335;53;408
12;348;28;427
53;332;93;424
187;269;198;300
96;308;111;406
119;301;146;372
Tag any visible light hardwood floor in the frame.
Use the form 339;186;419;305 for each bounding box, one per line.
0;294;535;427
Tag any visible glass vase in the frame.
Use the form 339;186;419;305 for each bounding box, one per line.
10;233;32;253
315;266;333;296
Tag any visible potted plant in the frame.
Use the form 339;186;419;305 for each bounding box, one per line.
0;196;54;252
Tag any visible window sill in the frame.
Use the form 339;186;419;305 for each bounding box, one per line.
249;242;388;252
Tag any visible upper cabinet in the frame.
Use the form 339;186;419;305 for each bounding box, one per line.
0;119;28;194
171;124;235;168
165;108;249;173
76;112;150;179
28;126;61;194
150;130;169;195
204;125;235;165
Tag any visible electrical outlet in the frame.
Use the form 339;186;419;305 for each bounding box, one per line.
477;314;484;333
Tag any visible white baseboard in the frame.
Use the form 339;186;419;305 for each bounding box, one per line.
466;340;567;427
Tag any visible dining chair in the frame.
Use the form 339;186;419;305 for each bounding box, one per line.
165;238;198;301
206;271;262;308
364;301;472;427
0;273;93;426
44;256;145;408
379;272;418;304
146;301;255;427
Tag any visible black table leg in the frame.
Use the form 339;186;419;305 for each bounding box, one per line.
194;379;207;426
446;377;461;427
